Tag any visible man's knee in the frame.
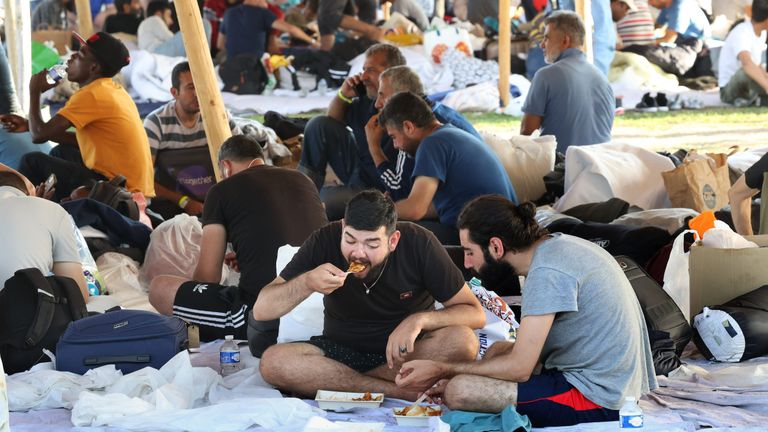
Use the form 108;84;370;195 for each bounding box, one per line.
443;374;476;410
428;326;479;360
17;151;46;179
148;275;182;315
304;115;344;143
259;343;319;385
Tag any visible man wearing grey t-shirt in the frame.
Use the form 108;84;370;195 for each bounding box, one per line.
396;196;657;428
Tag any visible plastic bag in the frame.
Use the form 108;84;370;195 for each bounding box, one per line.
70;216;105;296
139;214;231;289
701;221;759;249
663;229;699;321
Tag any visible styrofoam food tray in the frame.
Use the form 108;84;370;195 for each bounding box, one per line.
392;406;443;426
315;390;384;412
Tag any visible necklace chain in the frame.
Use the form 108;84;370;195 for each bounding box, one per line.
362;256;388;294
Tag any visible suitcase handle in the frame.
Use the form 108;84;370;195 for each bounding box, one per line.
84;355;151;366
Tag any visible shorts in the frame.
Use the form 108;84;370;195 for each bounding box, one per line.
317;0;355;35
516;370;619;427
173;282;249;342
303;336;386;373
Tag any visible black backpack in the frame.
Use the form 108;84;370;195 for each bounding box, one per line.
0;269;89;374
89;175;140;221
219;53;268;95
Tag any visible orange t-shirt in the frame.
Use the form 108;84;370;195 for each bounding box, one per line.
57;78;155;197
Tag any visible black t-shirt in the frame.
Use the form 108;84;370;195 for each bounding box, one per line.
202;165;328;305
104;14;142;35
745;152;768;190
280;221;465;354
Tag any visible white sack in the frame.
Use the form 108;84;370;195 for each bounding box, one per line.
663;230;699;322
701;221;759;249
482;133;557;203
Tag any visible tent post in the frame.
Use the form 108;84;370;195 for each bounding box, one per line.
435;0;445;19
498;0;511;107
575;0;593;64
175;0;230;181
4;0;32;113
74;0;94;38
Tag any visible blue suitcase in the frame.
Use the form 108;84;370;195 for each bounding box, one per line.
56;309;188;375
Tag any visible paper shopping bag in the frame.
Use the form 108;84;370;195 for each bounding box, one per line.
662;154;730;212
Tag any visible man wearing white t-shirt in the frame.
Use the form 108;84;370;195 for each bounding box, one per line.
719;0;768;106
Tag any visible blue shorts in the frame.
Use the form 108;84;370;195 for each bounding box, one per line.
516;370;619;427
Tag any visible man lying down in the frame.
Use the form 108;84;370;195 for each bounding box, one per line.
253;190;486;401
396;196;658;427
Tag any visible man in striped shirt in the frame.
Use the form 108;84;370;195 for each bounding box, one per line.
144;61;241;219
614;0;656;48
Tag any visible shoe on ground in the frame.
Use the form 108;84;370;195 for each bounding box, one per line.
683;98;703;110
656;93;669;112
636;93;659;112
668;94;683;110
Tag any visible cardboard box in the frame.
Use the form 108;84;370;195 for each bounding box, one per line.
688;235;768;319
31;30;73;55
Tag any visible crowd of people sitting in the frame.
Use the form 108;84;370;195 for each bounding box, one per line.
0;0;766;429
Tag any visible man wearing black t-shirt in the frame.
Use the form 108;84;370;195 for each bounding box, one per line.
149;135;327;349
255;190;485;400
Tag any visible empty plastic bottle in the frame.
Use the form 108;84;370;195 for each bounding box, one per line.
317;79;328;96
46;64;67;85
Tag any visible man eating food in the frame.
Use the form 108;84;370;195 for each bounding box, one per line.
253;190;486;400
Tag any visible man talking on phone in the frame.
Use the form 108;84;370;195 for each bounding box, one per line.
298;44;405;220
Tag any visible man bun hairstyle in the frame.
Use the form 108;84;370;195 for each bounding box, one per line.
344;190;398;235
365;44;407;68
458;195;548;254
378;91;436;130
545;10;585;47
218;134;265;163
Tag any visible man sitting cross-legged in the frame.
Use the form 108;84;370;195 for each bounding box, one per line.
149;135;327;354
255;190;485;400
396;196;657;428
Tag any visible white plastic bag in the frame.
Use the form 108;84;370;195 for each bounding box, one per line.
139;214;231;288
663;230;699;321
275;245;325;343
693;307;746;362
423;26;473;63
701;221;759;249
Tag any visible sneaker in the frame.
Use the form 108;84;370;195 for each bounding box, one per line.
656;93;669;112
668;94;683;111
683;98;703;110
733;95;759;107
635;93;658;112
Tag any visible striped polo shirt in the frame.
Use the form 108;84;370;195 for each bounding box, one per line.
616;0;656;47
143;101;241;155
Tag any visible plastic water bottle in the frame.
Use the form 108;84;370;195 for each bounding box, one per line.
46;64;67;85
619;396;643;429
219;335;242;376
317;79;328;96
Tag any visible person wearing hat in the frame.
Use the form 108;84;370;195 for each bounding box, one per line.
611;0;638;22
0;32;154;202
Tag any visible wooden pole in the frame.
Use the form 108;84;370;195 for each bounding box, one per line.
382;2;392;21
435;0;445;19
74;0;94;38
4;0;31;114
498;0;511;107
575;0;593;64
175;0;230;181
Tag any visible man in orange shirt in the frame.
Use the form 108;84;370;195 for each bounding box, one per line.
0;32;154;201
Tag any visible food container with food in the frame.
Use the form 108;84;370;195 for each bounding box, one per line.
315;390;385;412
392;405;443;426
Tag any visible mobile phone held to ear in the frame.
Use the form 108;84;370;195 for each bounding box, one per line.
44;173;57;195
354;82;367;98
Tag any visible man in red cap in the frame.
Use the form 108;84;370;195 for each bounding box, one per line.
0;31;154;201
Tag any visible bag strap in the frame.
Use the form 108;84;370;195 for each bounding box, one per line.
56;276;89;321
14;269;58;348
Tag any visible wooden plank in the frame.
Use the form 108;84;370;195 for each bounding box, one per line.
498;0;511;107
4;0;32;113
74;0;94;38
575;0;593;64
175;0;230;181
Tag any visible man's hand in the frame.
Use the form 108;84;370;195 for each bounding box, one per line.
396;359;448;392
339;73;364;100
304;263;348;295
184;199;204;216
34;182;56;200
223;251;240;272
365;113;384;145
0;114;30;133
30;70;58;95
385;313;425;368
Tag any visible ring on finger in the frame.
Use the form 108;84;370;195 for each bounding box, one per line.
399;346;407;354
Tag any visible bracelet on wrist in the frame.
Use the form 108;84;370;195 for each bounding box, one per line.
337;89;353;104
178;195;190;209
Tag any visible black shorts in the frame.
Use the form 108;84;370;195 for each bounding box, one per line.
516;370;619;427
173;281;249;342
303;336;386;373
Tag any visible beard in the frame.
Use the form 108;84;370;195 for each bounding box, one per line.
471;249;517;291
346;252;389;283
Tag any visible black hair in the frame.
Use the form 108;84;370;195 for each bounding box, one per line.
754;0;768;23
146;0;170;18
344;190;397;235
114;0;133;13
0;171;28;193
218;134;265;162
457;195;549;254
171;61;191;90
378;91;436;131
